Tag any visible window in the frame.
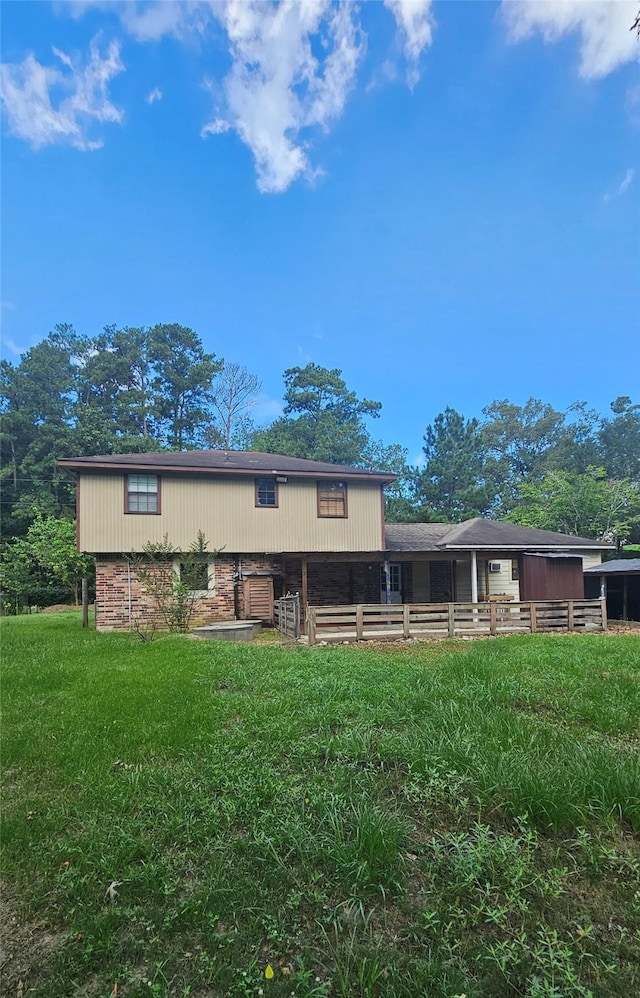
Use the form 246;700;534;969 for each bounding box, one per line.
256;478;278;507
317;481;347;518
179;560;213;593
511;560;519;581
380;563;402;601
126;473;159;513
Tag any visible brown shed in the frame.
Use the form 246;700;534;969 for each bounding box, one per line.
519;553;585;602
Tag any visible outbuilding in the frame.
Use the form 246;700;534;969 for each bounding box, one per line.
584;559;640;622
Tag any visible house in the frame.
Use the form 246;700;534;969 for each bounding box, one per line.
59;450;612;632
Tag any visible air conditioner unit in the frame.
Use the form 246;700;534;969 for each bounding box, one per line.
489;562;502;573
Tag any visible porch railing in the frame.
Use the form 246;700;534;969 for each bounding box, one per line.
306;599;606;645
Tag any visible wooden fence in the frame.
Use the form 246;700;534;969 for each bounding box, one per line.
274;595;301;639
306;599;606;645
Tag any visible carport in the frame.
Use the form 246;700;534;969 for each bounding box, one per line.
584;559;640;622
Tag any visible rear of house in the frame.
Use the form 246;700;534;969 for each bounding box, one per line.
60;450;611;633
60;450;394;631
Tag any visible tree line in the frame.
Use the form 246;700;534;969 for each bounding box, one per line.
1;322;639;607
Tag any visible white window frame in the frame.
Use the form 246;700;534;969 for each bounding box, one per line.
174;558;216;595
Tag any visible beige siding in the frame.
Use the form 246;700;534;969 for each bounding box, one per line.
578;551;603;571
484;558;521;601
79;473;384;554
454;559;473;602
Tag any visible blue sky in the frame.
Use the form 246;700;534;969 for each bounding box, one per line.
1;1;639;461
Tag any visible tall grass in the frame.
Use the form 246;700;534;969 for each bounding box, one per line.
2;614;639;997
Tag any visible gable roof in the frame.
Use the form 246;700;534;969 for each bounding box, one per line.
382;523;452;551
58;449;397;484
584;559;640;574
385;517;612;552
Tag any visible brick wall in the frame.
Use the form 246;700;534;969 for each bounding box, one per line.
236;555;285;618
282;559;384;605
95;556;236;632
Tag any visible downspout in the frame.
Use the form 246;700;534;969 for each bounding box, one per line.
233;557;241;620
127;560;132;630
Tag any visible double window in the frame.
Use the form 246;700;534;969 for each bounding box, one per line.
256;478;278;507
126;474;159;514
317;481;347;518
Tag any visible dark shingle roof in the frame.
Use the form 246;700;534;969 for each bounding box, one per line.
437;518;611;550
584;559;640;574
384;523;452;551
385;518;612;552
58;449;397;483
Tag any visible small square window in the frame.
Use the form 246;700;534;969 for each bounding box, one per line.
180;561;211;592
127;474;159;513
256;478;278;507
317;481;347;518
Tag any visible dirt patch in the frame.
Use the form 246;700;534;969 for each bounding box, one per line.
39;604;79;614
0;881;65;996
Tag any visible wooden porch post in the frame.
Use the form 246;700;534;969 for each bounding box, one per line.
623;576;628;620
301;557;308;634
470;550;478;604
82;578;89;628
384;557;392;604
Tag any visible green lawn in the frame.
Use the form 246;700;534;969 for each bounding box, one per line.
1;615;639;998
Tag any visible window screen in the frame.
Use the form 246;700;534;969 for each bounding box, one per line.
127;474;159;513
256;478;277;507
317;481;347;517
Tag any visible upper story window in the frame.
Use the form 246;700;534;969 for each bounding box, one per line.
256;478;278;508
317;480;347;518
126;473;160;514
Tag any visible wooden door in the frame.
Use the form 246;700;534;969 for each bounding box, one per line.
243;577;274;623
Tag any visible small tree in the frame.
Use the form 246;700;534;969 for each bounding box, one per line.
130;532;220;632
25;513;94;605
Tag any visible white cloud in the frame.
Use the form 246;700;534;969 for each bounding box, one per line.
1;337;26;357
145;86;163;104
63;0;194;41
0;36;124;150
68;1;365;192
502;0;639;79
253;395;284;422
120;0;194;42
604;166;636;203
201;0;364;194
618;167;636;194
383;0;435;86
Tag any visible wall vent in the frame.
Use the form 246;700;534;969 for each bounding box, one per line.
489;562;502;573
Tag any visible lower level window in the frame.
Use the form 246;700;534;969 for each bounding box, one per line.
179;560;212;592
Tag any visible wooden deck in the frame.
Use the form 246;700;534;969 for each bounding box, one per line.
306;599;606;645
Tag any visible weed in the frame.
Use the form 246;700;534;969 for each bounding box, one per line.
1;615;638;997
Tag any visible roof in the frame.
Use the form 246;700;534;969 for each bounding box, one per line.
584;559;640;575
383;523;452;551
385;517;612;552
58;449;397;484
